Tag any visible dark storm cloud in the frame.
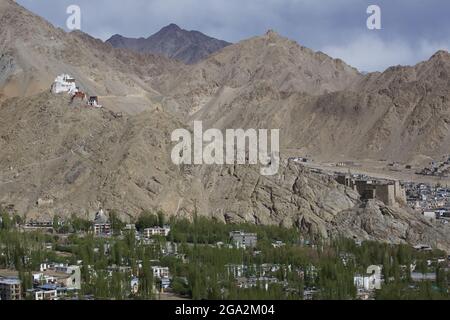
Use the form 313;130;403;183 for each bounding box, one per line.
15;0;450;71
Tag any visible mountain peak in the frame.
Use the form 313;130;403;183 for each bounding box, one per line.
430;49;450;61
265;29;279;37
264;29;283;40
160;23;182;33
107;24;231;64
108;34;123;40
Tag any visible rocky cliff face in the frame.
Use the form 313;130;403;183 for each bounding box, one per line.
1;92;450;251
0;93;357;224
331;200;450;252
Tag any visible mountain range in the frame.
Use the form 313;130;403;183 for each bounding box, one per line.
106;23;231;64
1;0;450;250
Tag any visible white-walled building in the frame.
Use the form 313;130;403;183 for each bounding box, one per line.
229;231;258;248
354;274;380;291
30;287;58;300
143;226;171;238
51;74;78;94
93;209;111;236
130;277;139;295
35;263;81;290
151;266;170;279
0;278;22;300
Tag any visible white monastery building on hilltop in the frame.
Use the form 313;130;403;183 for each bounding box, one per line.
51;74;78;94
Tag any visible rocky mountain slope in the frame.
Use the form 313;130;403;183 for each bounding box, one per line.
159;30;362;115
0;92;355;229
2;92;449;251
161;32;450;162
0;0;184;115
331;200;450;250
107;23;231;64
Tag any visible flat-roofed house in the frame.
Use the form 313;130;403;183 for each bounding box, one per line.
151;266;170;279
33;264;81;290
230;231;258;249
0;278;22;300
143;226;171;238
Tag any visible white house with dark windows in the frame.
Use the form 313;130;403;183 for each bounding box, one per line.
143;226;171;238
229;231;258;249
93;209;111;236
151;266;170;279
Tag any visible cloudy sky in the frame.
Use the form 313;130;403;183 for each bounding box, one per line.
16;0;450;72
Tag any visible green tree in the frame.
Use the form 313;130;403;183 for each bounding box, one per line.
0;212;11;230
109;210;125;236
139;248;154;299
157;211;165;227
52;215;60;232
135;211;158;231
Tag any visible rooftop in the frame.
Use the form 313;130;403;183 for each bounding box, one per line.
145;225;171;230
37;283;59;291
0;278;21;285
0;269;19;278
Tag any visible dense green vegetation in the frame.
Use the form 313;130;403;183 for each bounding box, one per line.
168;214;300;246
0;209;449;300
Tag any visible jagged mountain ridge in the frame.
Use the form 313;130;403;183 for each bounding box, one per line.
163;35;450;162
107;23;231;64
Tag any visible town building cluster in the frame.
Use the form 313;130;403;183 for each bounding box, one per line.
405;182;450;222
0;263;81;300
225;263;316;298
1;179;448;300
416;156;450;178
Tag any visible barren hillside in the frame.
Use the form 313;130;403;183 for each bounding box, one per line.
165;35;450;162
0;0;183;115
